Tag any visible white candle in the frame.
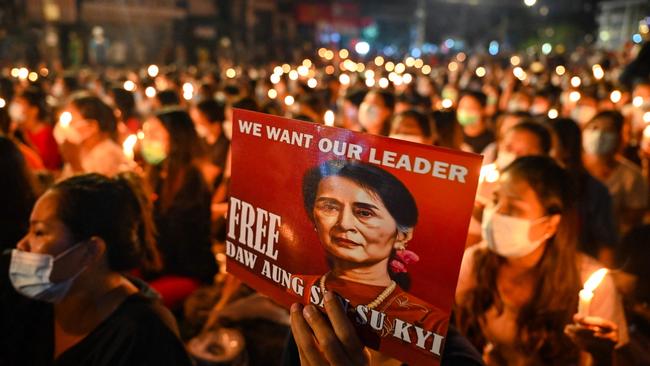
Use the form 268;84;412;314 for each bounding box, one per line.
122;134;138;161
578;289;594;317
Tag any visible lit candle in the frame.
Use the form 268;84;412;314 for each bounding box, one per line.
324;110;335;126
123;134;138;161
577;268;608;317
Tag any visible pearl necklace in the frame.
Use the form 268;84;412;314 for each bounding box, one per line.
319;272;397;310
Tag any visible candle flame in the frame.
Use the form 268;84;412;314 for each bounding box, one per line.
583;268;608;293
59;111;72;128
123;134;138;159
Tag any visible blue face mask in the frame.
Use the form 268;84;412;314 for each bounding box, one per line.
583;129;618;156
9;242;87;303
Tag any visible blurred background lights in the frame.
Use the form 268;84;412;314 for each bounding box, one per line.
147;64;159;78
610;90;622;103
542;43;552;55
338;74;350;85
633;96;644;107
510;56;521;66
592;65;604;80
145;86;156;98
124;80;135;91
284;95;294;106
556;65;566;75
488;41;499;56
571;76;582;87
355;41;370;55
267;89;277;99
632;34;642;44
524;0;537;7
548;108;559;119
570;91;581;102
226;68;236;78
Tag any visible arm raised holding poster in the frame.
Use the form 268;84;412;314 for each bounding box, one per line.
227;109;482;365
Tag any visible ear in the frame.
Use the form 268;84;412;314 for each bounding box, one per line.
394;228;414;250
84;236;107;265
545;214;561;238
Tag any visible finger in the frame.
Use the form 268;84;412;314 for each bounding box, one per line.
324;292;364;358
290;304;328;366
302;304;350;366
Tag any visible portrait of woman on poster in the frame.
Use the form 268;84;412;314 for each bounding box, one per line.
299;159;447;340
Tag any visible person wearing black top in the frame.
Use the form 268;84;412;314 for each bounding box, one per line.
0;173;192;366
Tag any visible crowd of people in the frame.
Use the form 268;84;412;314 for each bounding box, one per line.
1;36;650;366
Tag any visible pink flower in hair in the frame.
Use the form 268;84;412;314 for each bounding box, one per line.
395;250;420;265
390;250;419;273
390;259;408;273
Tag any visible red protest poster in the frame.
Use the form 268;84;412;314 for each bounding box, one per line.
227;109;482;365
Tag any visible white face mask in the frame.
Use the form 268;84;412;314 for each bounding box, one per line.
222;120;233;140
482;206;550;258
496;150;516;170
9;102;25;123
389;133;425;144
9;242;87;303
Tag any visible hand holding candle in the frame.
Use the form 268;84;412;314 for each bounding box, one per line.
577;268;608;317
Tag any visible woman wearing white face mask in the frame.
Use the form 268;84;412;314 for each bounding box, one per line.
582;111;648;234
456;156;629;365
0;173;192;366
58;92;131;178
358;90;395;136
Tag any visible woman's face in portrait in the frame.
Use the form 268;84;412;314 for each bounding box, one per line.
312;176;409;267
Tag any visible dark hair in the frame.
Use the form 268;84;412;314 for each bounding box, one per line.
457;156;581;363
196;99;225;124
70;93;118;140
18;87;48;121
393;109;433;138
232;96;259;112
509;120;553;155
0;137;37;251
156;89;180;107
369;90;396;110
51;173;162;272
344;88;367;107
432;110;462;149
548;118;583;173
587;110;624;135
148;108;204;212
302;160;418;289
460;90;488;108
111;87;137;121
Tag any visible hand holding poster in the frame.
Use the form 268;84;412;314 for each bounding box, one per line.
227;109;482;365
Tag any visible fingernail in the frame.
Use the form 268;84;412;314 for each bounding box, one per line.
303;305;316;320
324;291;335;303
291;303;303;313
